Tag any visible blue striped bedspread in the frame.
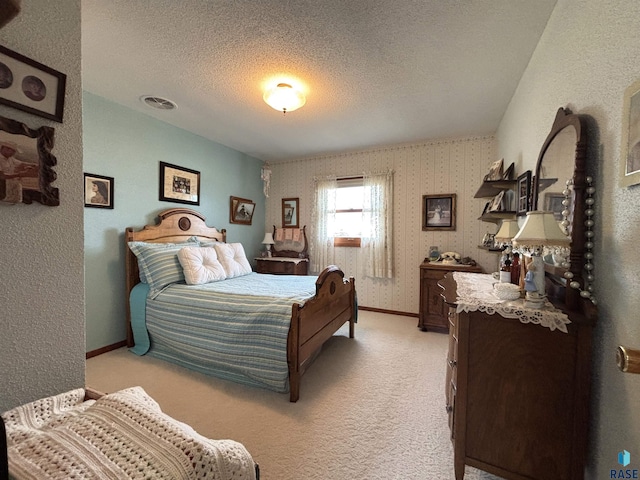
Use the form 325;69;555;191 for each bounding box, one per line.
131;273;319;393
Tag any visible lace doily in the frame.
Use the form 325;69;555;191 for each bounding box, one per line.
452;272;571;333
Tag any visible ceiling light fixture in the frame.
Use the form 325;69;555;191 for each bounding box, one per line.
263;83;305;114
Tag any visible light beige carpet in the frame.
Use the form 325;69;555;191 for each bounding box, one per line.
86;311;501;480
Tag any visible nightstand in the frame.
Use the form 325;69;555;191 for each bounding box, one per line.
255;257;309;275
419;261;482;332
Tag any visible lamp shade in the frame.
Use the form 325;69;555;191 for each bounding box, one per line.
262;232;275;245
512;211;570;248
263;83;306;113
494;219;520;243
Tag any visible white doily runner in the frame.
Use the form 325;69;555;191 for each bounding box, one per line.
452;272;571;333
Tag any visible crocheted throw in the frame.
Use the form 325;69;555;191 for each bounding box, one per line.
3;386;256;480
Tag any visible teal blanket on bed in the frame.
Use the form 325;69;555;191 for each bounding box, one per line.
129;273;321;392
129;283;152;355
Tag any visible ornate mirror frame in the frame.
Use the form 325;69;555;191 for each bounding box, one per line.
532;107;590;312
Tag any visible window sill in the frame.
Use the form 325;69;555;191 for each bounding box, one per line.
334;237;361;248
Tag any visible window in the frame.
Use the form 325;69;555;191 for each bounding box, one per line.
332;177;363;247
311;171;393;278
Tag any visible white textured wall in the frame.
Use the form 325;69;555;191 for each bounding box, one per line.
267;136;498;314
497;0;640;477
0;1;84;411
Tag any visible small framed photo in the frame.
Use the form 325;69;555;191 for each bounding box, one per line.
0;45;67;123
282;197;299;227
230;196;255;225
84;173;114;209
488;190;505;212
422;193;456;231
544;192;565;221
502;162;515;180
159;161;200;205
620;77;640;187
516;171;532;216
482;233;496;248
484;159;504;181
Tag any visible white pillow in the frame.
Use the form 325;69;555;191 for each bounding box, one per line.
213;243;252;278
177;246;227;285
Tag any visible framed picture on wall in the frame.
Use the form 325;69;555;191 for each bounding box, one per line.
84;173;114;209
422;193;456;231
282;197;299;227
0;45;67;123
620;77;640;187
0;114;59;206
230;196;255;225
159;161;200;205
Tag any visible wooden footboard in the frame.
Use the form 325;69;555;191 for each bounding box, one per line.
287;265;356;402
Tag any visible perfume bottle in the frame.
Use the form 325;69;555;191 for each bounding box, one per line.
510;252;521;285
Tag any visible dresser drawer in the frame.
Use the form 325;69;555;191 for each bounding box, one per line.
255;258;308;275
445;306;458;436
419;262;482;332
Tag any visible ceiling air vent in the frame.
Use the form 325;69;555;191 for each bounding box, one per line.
140;95;177;110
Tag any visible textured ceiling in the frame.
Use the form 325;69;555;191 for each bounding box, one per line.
81;0;557;162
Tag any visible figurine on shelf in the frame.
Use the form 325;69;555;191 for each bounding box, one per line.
524;265;545;308
524;269;537;292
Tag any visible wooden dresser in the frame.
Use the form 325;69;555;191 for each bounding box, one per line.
257;225;309;275
255;257;309;275
419;261;482;332
439;272;594;480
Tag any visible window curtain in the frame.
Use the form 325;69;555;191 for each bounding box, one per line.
362;170;394;278
310;176;337;273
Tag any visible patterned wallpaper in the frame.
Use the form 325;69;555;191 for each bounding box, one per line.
266;136;499;315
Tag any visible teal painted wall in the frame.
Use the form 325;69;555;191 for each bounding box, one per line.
83;92;265;351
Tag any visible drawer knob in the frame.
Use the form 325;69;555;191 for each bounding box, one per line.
617;346;640;374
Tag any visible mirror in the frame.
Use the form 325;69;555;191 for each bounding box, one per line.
532;108;588;310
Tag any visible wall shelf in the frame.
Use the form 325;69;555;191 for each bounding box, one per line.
474;179;517;198
477;210;516;224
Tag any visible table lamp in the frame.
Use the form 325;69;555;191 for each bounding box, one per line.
512;211;570;307
262;232;275;257
494;219;521;281
494;219;520;247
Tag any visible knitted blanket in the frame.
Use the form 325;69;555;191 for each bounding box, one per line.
3;387;256;480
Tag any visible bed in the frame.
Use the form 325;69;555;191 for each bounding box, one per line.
1;386;258;479
125;208;357;402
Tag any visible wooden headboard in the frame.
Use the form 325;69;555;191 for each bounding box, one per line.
124;208;226;346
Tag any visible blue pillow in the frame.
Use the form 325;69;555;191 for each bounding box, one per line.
128;241;195;295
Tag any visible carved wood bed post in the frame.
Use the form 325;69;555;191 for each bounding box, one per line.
288;303;301;403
